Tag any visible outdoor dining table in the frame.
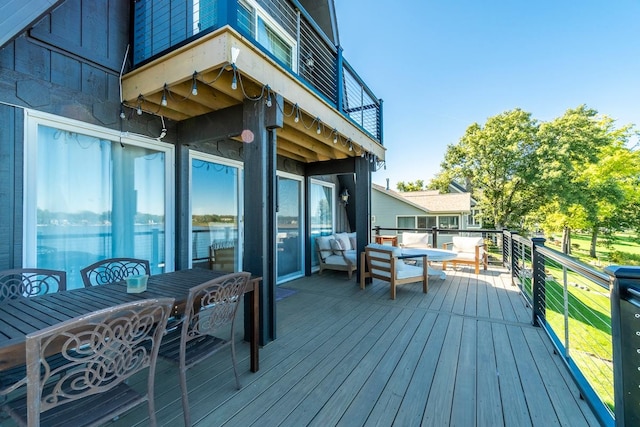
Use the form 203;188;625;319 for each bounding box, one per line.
401;247;458;279
0;268;262;374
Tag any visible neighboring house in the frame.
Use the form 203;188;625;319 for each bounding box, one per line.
0;0;384;344
371;183;481;237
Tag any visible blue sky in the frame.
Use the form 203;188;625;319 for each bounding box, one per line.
334;1;640;189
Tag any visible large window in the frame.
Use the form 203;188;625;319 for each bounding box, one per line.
24;112;174;289
238;0;296;70
190;153;243;272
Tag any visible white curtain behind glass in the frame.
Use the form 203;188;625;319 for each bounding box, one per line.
36;125;165;289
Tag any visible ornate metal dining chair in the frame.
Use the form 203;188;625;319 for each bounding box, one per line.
80;257;150;287
1;297;174;427
0;268;68;403
0;268;67;302
157;272;251;427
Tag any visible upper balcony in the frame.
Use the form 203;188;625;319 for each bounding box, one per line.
121;0;384;164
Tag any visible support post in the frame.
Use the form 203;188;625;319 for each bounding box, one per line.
531;237;546;326
354;156;371;282
606;265;640;427
242;94;282;345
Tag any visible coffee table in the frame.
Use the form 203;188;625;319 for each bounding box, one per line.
401;248;458;279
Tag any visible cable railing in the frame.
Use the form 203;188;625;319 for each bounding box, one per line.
374;226;639;426
130;0;382;143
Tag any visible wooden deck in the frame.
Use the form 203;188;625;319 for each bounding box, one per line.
3;265;601;426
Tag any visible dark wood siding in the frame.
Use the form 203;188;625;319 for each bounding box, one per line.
0;105;23;270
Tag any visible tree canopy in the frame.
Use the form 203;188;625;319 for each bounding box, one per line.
432;105;639;256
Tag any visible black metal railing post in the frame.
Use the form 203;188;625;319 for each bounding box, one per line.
432;226;438;248
531;237;546;326
606;265;640;427
509;231;519;285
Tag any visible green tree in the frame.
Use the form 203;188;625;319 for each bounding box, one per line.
433;108;542;229
537;105;639;256
396;180;426;192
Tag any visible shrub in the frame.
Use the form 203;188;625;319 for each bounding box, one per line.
608;250;640;266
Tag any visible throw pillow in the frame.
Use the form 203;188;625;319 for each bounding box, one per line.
334;232;352;251
330;238;344;255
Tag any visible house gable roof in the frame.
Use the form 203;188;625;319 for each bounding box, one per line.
372;183;472;214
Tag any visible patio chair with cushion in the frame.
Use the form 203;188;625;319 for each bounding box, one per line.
400;232;432;249
442;236;488;274
1;298;174;427
360;243;428;299
157;272;251;427
315;233;357;279
80;257;150;287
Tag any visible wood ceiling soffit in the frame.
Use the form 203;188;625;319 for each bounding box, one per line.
277;127;343;160
169;82;226;110
276;139;321;162
200;70;246;102
280;120;351;157
276;148;308;163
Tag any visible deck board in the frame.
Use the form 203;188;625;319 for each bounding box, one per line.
1;266;602;427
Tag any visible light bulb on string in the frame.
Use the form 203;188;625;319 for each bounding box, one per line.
333;129;338;144
316;119;322;134
191;72;198;96
161;84;168;107
231;70;237;90
119;104;126;119
294;105;299;123
265;86;272;107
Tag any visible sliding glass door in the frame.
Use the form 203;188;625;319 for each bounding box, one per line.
310;179;335;270
190;153;243;271
277;173;304;283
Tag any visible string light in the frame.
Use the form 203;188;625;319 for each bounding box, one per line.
161;84;168;106
136;95;143;115
231;65;238;90
124;63;381;165
191;71;198;96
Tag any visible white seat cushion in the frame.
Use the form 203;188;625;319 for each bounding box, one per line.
452;236;484;256
401;232;431;248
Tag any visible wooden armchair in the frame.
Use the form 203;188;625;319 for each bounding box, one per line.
442;236;488;274
360;244;428;299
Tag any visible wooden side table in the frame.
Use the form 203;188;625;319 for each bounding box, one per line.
375;235;398;246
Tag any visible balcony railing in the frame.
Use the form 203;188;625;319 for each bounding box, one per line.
131;0;383;143
373;226;640;426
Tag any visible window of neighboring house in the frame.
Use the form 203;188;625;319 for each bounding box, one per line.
468;208;481;227
238;0;296;70
417;216;437;229
439;215;460;230
397;216;416;229
24;111;175;290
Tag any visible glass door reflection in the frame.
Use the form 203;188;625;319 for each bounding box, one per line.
277;174;304;282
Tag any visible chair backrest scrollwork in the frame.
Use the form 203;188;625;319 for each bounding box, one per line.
80;257;150;287
0;268;67;302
